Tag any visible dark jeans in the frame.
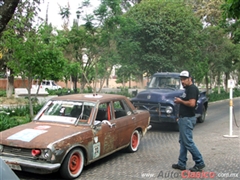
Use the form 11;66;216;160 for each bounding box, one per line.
177;116;204;167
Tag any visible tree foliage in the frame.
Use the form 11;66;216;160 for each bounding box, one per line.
122;0;203;75
3;24;66;117
186;0;225;26
222;0;240;19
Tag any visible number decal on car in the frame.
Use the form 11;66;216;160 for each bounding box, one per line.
93;142;100;159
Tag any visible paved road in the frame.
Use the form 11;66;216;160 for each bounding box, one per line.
16;98;240;180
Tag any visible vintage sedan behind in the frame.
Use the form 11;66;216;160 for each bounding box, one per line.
0;94;150;179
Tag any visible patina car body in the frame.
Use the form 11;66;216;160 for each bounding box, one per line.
0;94;151;179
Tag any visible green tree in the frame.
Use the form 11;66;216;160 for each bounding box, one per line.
3;24;66;117
58;0;127;92
121;0;203;79
222;0;240;19
202;26;240;92
0;0;42;97
186;0;225;26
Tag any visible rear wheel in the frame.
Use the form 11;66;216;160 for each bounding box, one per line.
60;148;84;179
127;130;141;152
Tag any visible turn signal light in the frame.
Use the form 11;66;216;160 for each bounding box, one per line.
31;149;41;156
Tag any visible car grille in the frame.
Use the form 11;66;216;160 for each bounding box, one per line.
1;145;33;159
132;102;168;113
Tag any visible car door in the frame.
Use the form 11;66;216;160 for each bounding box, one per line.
92;102;117;159
111;99;136;148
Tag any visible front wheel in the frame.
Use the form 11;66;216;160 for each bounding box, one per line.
127;130;141;152
60;148;84;179
197;106;206;123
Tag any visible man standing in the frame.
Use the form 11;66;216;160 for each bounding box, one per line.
172;70;205;172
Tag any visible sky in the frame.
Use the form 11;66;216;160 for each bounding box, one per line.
38;0;100;29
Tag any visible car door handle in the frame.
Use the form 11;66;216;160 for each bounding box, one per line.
111;123;116;127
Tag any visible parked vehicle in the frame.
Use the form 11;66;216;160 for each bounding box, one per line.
0;158;19;180
32;80;62;91
0;94;151;179
131;72;208;129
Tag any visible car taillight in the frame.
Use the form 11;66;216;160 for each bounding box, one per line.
31;149;41;156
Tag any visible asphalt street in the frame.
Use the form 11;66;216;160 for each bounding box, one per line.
16;97;240;180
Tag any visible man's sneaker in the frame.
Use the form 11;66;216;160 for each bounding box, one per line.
189;164;205;172
172;164;186;170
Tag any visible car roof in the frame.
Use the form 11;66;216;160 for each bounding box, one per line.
50;93;128;103
153;72;180;77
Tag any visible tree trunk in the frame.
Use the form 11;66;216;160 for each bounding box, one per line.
205;72;209;95
27;77;34;118
6;75;14;98
217;72;221;94
138;74;143;88
129;74;131;88
122;75;125;88
0;0;20;33
225;72;229;92
70;76;73;90
106;78;109;88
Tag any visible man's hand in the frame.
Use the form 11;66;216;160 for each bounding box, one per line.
174;97;182;104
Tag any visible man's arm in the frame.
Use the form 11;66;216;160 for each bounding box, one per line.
174;97;196;107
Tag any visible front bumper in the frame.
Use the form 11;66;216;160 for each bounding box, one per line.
150;114;177;123
0;156;61;174
147;125;152;130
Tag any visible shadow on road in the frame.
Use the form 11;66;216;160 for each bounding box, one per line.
149;122;179;132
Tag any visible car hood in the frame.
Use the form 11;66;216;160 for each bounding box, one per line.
131;88;184;103
0;121;90;149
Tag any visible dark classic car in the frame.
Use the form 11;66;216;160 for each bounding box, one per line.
131;72;208;130
0;94;151;179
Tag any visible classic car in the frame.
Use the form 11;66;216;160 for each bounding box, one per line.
131;72;208;130
0;94;151;179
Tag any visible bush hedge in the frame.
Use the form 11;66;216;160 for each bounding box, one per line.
208;88;240;102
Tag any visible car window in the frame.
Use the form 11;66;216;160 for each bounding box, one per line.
149;76;180;89
35;100;95;125
96;102;111;121
113;100;133;119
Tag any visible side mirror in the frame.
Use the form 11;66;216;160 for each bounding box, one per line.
93;120;102;130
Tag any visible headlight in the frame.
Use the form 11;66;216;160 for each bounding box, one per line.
31;148;52;160
0;145;3;152
41;149;52;160
165;106;173;114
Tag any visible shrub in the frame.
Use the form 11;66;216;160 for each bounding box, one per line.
0;90;6;97
0;114;31;131
208;88;240;102
0;103;44;131
107;87;133;98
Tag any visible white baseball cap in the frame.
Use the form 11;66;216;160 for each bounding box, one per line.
179;70;191;78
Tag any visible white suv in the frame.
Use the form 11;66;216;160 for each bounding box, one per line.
32;80;62;91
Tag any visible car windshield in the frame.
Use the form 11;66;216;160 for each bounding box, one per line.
148;76;181;89
34;100;96;125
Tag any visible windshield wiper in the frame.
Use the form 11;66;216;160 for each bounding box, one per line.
74;102;84;125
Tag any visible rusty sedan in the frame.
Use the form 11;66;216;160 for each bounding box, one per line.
0;94;151;179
